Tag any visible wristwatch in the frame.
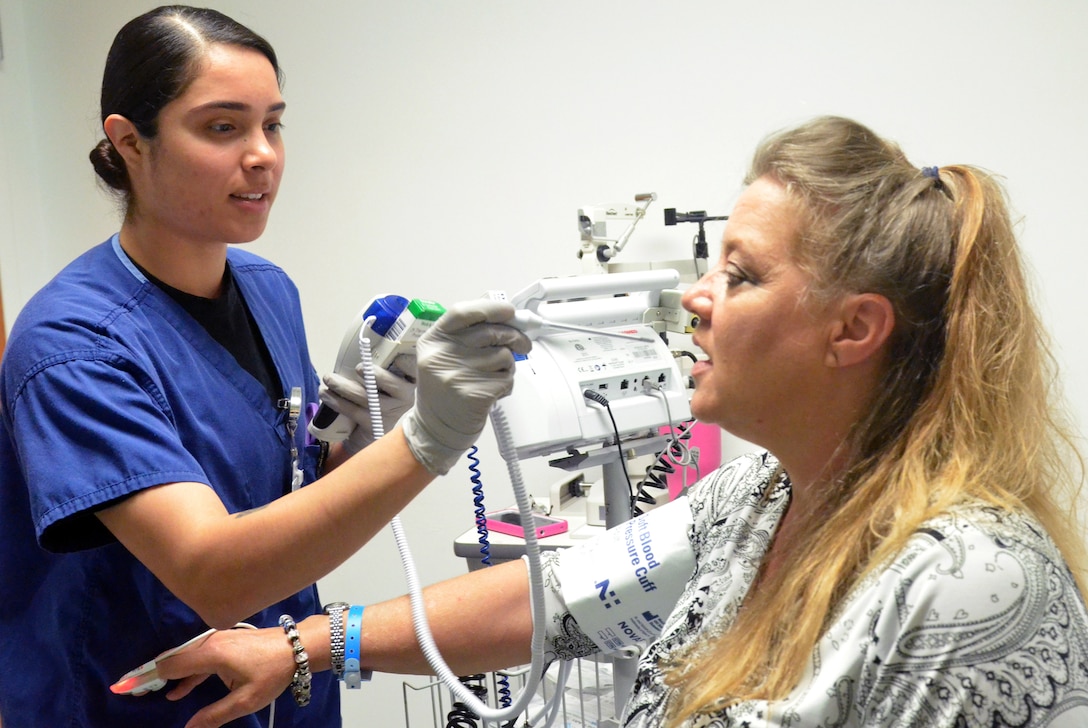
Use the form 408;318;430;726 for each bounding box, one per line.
323;602;350;678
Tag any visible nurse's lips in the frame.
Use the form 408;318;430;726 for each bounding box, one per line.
230;191;273;211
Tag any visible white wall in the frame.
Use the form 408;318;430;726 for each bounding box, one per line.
3;1;1088;726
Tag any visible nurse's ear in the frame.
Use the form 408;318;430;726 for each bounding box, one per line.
103;114;147;171
825;292;895;368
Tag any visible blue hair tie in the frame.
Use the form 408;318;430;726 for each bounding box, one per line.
922;165;945;191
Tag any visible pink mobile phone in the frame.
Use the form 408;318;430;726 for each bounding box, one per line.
484;509;569;539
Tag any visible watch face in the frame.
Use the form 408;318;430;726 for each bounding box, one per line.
324;601;350;615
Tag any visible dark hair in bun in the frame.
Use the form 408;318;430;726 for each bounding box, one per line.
89;5;281;208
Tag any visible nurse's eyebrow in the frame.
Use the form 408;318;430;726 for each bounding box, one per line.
191;100;287;114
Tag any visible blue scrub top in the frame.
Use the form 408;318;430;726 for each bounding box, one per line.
0;236;340;726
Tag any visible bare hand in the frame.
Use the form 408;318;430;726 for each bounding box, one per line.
155;627;295;728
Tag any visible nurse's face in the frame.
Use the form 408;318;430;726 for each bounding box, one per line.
129;43;285;247
681;176;838;450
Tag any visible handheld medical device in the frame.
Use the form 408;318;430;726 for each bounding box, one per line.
307;295;444;442
511;309;655;343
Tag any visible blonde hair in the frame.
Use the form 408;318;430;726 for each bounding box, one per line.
665;116;1086;724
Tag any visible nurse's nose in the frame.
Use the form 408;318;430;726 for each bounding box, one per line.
243;132;279;172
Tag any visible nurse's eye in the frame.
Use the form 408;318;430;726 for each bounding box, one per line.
265;121;285;134
209;122;237;134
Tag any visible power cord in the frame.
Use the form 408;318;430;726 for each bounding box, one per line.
582;389;635;511
643;379;700;480
632;419;697;515
585;379;697;517
444;674;488;728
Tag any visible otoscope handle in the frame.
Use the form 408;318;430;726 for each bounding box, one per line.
309;296;446;443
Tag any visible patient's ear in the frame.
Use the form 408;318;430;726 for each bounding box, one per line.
825;293;895;368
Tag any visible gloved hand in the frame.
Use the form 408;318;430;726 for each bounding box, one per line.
401;300;532;475
319;362;416;454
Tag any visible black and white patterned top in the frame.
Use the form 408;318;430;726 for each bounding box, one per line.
540;451;1088;727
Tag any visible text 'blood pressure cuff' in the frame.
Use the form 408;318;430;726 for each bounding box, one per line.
556;497;696;654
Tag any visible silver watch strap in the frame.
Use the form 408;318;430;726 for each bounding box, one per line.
324;602;349;678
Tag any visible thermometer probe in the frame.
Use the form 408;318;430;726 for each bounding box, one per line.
510;310;655;342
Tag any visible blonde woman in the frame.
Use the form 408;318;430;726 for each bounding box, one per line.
154;116;1088;728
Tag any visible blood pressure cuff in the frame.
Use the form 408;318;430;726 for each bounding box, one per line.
554;497;696;655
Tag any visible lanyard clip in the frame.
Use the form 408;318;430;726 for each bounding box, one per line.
279;386;303;420
282;386;305;492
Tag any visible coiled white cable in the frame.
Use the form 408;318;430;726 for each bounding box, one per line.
358;325;566;725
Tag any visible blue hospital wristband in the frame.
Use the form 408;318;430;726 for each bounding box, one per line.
343;605;372;688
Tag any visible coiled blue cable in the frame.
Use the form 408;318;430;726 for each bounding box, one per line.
464;446;512;709
467;447;492;568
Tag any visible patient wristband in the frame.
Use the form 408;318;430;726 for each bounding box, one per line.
343;605;372;688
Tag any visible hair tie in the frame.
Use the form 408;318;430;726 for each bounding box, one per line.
922;166;944;190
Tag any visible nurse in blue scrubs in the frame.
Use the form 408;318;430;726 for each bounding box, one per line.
0;6;527;727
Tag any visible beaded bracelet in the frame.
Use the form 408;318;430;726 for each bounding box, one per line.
278;614;312;707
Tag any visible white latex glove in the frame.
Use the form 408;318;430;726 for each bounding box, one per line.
401;300;532;475
319;363;416;454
